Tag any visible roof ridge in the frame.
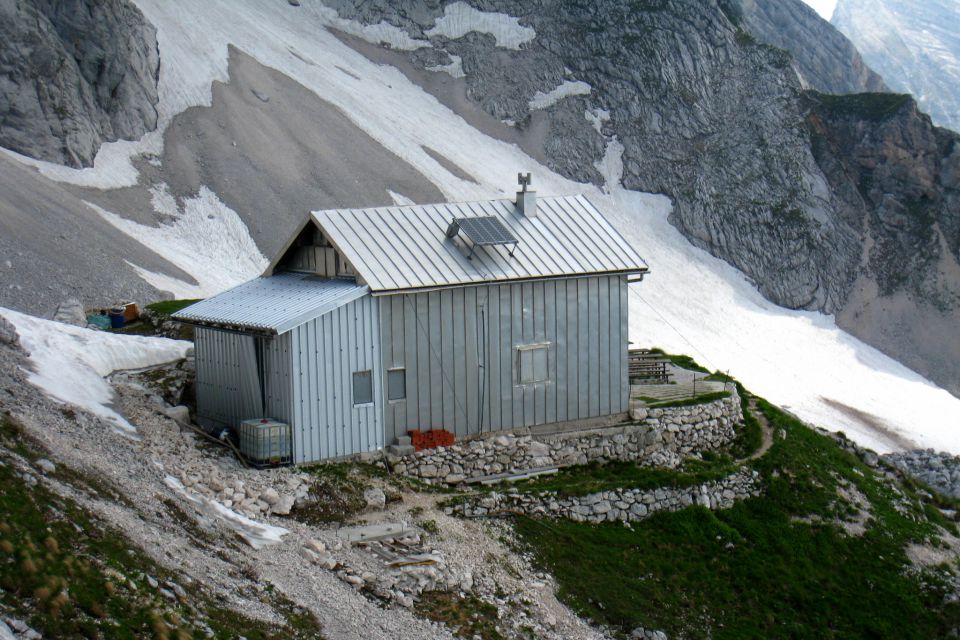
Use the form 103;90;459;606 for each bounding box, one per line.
312;193;585;216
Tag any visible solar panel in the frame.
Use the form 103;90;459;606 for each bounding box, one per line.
456;216;518;246
446;216;519;258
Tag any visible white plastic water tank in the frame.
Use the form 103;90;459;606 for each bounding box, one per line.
238;418;292;467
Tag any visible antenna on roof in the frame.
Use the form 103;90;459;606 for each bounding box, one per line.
516;172;536;217
518;172;532;192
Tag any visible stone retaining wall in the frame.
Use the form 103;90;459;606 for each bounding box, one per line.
448;469;761;524
392;392;743;484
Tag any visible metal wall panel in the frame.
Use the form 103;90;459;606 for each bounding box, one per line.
289;294;383;463
194;327;292;431
379;275;629;443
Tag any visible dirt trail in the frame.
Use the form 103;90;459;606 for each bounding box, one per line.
746;397;775;461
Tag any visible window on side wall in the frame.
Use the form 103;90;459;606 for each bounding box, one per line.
516;343;550;384
353;370;373;405
387;368;406;401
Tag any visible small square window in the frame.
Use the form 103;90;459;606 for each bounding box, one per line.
352;370;373;405
387;369;406;401
517;343;550;384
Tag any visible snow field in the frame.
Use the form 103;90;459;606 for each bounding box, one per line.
0;308;191;433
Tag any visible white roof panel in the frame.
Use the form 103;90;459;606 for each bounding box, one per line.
173;273;368;334
313;194;647;293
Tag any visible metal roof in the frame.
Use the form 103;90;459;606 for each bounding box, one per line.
313;194;647;293
172;273;369;334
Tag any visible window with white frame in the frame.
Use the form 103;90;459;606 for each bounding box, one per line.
516;343;550;384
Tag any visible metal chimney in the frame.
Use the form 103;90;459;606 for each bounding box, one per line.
516;172;536;217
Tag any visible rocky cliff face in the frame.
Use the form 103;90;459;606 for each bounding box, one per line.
806;93;960;394
324;0;960;395
736;0;887;94
832;0;960;133
0;0;160;167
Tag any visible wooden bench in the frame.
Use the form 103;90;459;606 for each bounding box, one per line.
628;349;671;384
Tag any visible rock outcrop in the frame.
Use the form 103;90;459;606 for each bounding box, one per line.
736;0;888;94
0;0;160;167
833;0;960;133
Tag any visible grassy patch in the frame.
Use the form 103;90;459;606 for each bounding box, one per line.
728;382;762;460
514;399;960;638
646;348;710;373
0;418;323;638
146;299;202;316
505;456;737;498
415;591;504;640
637;391;730;409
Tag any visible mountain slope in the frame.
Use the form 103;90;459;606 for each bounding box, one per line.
0;0;160;167
320;0;960;397
737;0;887;94
832;0;960;134
0;0;958;453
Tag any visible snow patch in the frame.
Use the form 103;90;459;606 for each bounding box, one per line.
426;2;536;49
164;476;288;549
0;308;190;433
426;53;466;78
90;185;267;299
529;81;592;110
387;190;415;206
585;107;611;133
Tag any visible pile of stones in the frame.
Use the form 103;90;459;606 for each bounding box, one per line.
175;464;308;517
883;449;960;499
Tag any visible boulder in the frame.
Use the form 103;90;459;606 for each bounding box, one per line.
272;494;295;515
0;316;19;347
52;299;86;327
163;405;191;424
363;487;386;510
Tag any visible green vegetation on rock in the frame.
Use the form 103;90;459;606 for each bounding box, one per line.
514;399;960;639
810;91;912;121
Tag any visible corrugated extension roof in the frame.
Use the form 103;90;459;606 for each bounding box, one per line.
313;194;647;293
172;273;368;334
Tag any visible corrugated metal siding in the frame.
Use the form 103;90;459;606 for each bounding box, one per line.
173;273;368;334
289;294;383;463
380;275;629;442
315;194;647;292
194;327;292;431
